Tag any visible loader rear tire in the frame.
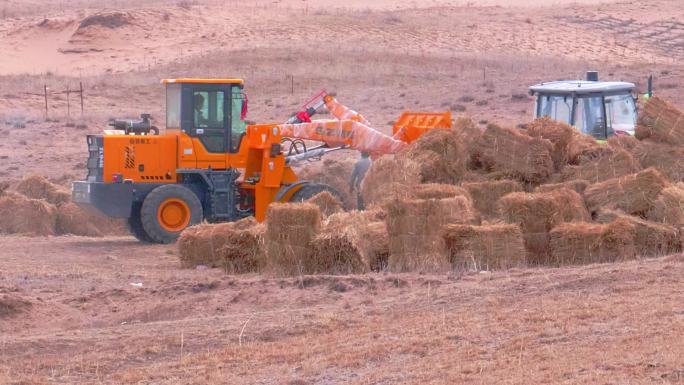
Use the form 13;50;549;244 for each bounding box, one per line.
289;183;343;205
127;203;154;243
140;184;203;244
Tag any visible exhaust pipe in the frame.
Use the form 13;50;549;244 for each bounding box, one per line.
586;71;599;82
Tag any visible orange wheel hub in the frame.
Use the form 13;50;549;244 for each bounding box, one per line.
157;198;191;232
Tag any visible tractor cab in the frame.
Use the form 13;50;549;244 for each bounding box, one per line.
529;72;637;140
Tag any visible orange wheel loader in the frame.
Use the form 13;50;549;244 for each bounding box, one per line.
72;79;451;243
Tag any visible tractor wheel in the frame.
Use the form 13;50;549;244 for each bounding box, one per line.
289;182;343;204
127;203;154;243
140;184;203;244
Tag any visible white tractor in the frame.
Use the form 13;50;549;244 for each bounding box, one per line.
529;71;649;141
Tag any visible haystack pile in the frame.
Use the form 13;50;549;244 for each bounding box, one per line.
16;175;71;205
0;192;57;236
178;97;684;275
0;176;125;237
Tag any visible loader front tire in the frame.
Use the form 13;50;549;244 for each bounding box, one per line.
140;185;203;244
127;203;154;243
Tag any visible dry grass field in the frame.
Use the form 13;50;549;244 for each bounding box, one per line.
1;0;684;384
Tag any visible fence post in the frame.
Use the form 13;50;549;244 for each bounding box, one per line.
79;82;84;118
44;84;49;120
66;85;71;121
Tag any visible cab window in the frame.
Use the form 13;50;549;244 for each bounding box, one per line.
193;91;224;129
538;95;572;124
193;90;226;153
231;89;246;152
166;83;181;129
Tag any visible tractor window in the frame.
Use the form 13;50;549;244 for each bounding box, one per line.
575;95;607;139
538;95;572;124
166;83;181;129
605;94;637;135
193;90;226;153
231;90;246;152
193;91;225;129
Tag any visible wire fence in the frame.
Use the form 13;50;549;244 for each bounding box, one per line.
22;82;85;121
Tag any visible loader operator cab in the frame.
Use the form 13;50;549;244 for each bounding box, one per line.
529;72;637;140
164;79;247;153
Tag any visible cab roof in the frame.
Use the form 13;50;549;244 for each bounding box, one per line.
529;80;635;95
161;78;244;85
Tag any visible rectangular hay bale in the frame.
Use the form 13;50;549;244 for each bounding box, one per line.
497;188;590;262
549;218;637;266
442;224;526;270
476;124;554;184
386;197;477;272
584;168;670;215
595;209;680;256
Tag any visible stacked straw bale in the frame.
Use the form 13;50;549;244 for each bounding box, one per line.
442;224;525;270
526;117;576;169
584;168;670;215
595;209;680;256
386;197;478;272
453;117;483;168
15;175;71;205
549;218;637;265
177;217;265;273
632;140;684;182
559;147;640;183
462;180;523;219
0;192;57;236
396;127;467;184
310;210;389;274
263;203;321;276
498;188;590;261
646;185;684;226
476;124;554;184
636;96;684;146
608;134;641;152
306;191;343;217
535;179;590;195
411;183;472;200
360;156;421;207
